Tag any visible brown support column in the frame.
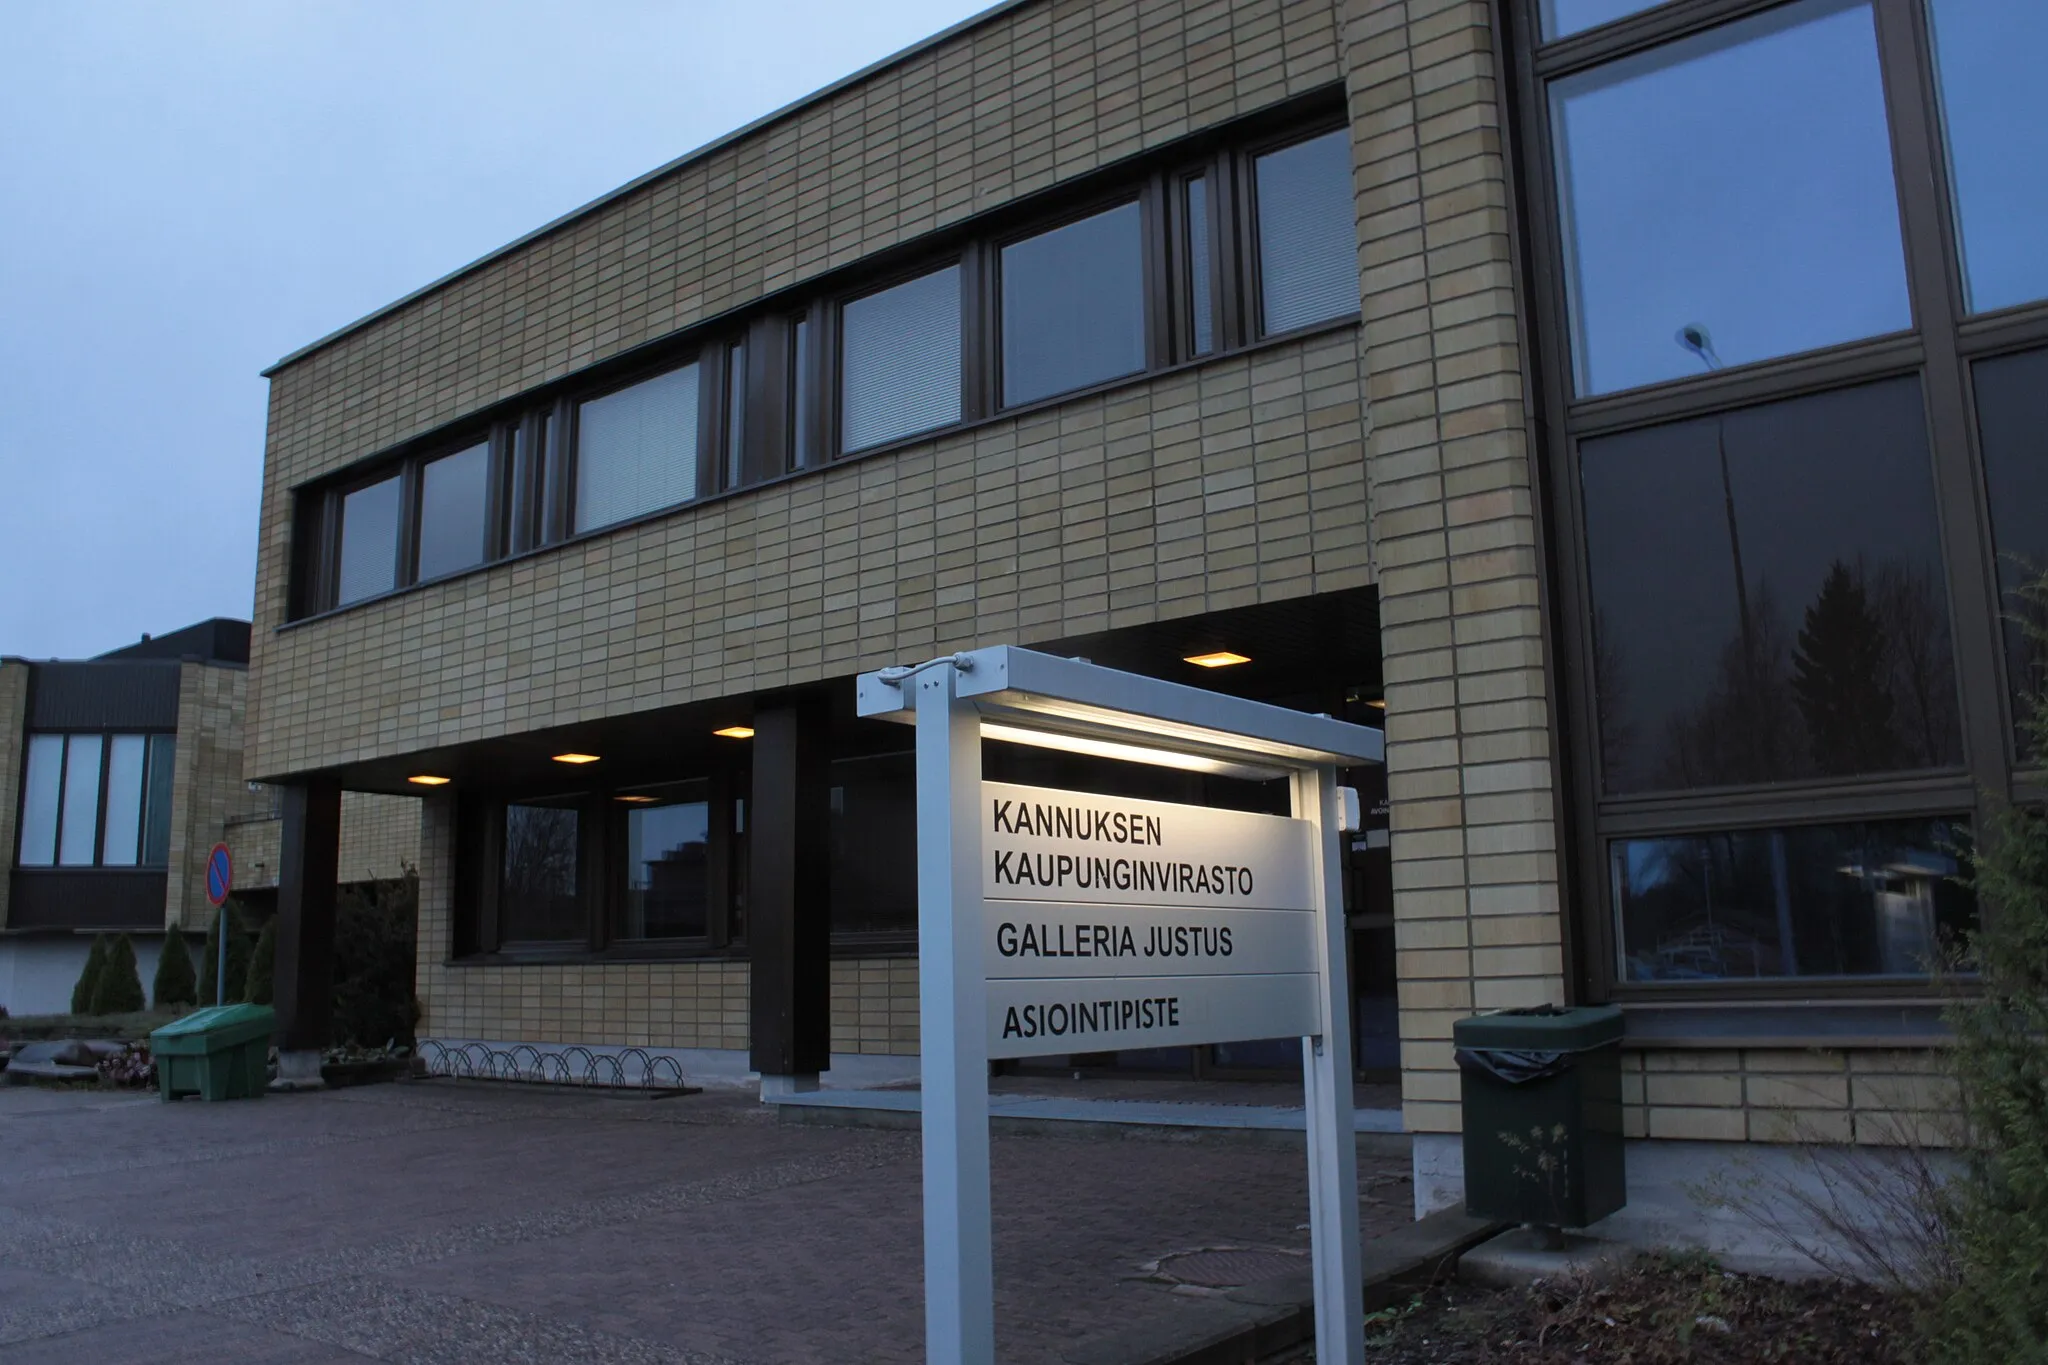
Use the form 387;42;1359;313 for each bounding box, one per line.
748;697;831;1094
272;775;341;1087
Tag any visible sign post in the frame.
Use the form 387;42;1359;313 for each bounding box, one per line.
205;842;233;1005
859;646;1383;1365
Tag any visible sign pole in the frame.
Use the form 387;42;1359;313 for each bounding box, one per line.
1297;765;1364;1365
205;843;234;1007
915;661;995;1364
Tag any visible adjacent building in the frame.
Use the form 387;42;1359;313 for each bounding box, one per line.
245;0;2047;1235
0;619;417;1015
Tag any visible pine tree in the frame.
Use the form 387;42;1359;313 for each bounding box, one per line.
151;930;197;1009
197;902;253;1006
243;917;278;1006
90;934;146;1015
71;935;108;1016
1791;560;1898;776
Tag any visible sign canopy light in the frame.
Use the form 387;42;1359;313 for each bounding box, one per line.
1182;649;1251;668
407;774;451;786
551;752;600;765
712;726;756;739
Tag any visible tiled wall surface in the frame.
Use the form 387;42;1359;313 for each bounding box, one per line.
1341;0;1566;1136
1622;1048;1962;1148
164;664;255;932
225;792;421;891
0;662;27;928
248;0;1367;782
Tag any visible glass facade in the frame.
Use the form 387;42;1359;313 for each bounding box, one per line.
1973;346;2048;741
1929;0;2048;315
18;732;179;870
999;202;1147;407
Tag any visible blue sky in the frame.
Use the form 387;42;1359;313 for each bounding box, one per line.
0;1;988;660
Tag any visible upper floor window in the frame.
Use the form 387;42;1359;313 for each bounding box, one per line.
1253;128;1358;336
574;363;703;534
416;441;491;581
841;265;962;453
1928;0;2048;315
18;732;175;868
1000;202;1147;407
337;475;402;606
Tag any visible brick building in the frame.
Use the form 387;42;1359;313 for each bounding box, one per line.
0;619;418;1015
245;0;2046;1230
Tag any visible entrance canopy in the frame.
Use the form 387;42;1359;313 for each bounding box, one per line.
855;645;1384;779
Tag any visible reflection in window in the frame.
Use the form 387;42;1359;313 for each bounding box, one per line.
829;754;916;934
622;790;710;939
1000;203;1147;407
416;442;491;582
1614;818;1974;980
841;265;961;453
17;734;62;866
502;801;581;941
575;363;701;533
1929;0;2048;314
1543;0;1664;39
1185;175;1215;356
1253;129;1357;334
1972;348;2048;743
59;735;102;866
337;475;402;606
1581;378;1961;793
1550;0;1909;395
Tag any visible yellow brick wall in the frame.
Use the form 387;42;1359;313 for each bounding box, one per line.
224;791;421;890
1342;0;1566;1136
1623;1048;1961;1148
0;661;28;929
832;958;921;1056
165;664;251;932
248;0;1366;781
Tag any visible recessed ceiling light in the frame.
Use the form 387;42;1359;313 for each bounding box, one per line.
1367;699;1387;710
1183;651;1251;669
615;794;658;804
407;775;451;786
713;726;755;739
552;753;600;765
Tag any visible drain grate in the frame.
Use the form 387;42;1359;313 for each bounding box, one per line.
1156;1247;1307;1288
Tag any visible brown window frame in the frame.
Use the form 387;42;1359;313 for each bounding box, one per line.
1502;0;2048;1005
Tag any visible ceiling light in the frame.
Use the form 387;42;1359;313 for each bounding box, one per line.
980;721;1281;779
615;794;658;804
1366;699;1387;710
713;726;755;739
407;775;451;787
1182;650;1251;669
552;753;600;765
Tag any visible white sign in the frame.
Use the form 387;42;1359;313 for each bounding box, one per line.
980;781;1322;1058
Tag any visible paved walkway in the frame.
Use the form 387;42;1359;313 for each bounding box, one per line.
0;1081;1412;1364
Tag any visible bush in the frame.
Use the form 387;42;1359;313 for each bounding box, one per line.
332;871;420;1049
1928;572;2048;1361
196;901;253;1006
70;935;108;1015
244;916;277;1006
152;930;197;1008
90;934;146;1015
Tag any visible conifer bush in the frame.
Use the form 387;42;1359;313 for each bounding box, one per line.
70;935;108;1016
197;901;253;1006
332;870;420;1049
152;930;197;1008
243;916;277;1006
90;934;145;1015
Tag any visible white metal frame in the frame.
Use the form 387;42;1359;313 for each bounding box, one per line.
859;645;1382;1365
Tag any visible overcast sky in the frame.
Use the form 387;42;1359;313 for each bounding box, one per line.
0;1;988;661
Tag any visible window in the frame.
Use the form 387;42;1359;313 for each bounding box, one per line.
620;785;711;939
416;441;491;582
1614;818;1974;981
1184;175;1215;357
829;754;916;935
1929;0;2048;314
336;475;402;605
1973;347;2048;741
791;315;816;468
501;800;582;942
1544;0;1665;38
16;732;176;869
1253;128;1358;335
841;265;962;453
1000;203;1147;407
724;341;747;488
1581;378;1961;793
574;364;702;533
1549;0;1910;395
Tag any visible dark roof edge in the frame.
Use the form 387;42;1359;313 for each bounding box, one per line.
262;0;1031;378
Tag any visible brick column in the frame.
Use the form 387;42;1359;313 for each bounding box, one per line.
1342;0;1569;1193
272;776;342;1086
748;697;832;1094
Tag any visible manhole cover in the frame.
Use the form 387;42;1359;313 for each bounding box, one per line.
1156;1247;1307;1288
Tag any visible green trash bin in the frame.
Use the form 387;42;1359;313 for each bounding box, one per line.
1454;1004;1625;1236
150;1004;276;1101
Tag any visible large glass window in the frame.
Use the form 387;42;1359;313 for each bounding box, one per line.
1544;0;1664;39
1184;175;1215;357
142;734;175;866
1929;0;2048;315
574;363;702;533
17;733;62;865
829;754;916;935
1253;128;1357;335
416;441;491;582
1582;378;1961;793
1614;817;1974;981
841;265;961;453
620;786;710;940
57;734;103;866
1000;203;1147;408
336;475;402;606
1972;347;2048;740
501;800;582;942
1550;0;1910;395
100;735;146;867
